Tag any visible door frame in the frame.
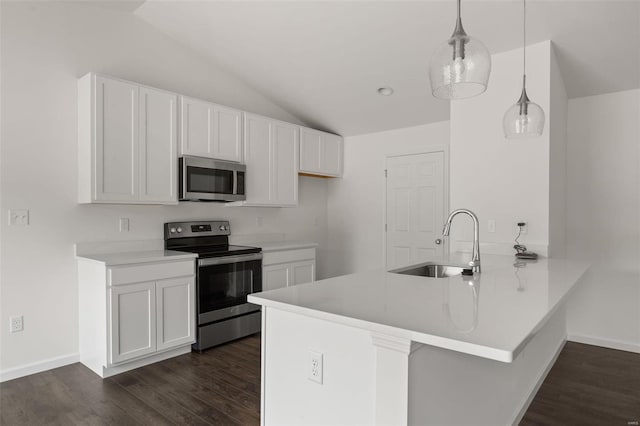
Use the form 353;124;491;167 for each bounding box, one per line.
383;145;450;270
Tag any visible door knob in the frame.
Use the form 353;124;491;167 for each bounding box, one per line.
435;238;442;245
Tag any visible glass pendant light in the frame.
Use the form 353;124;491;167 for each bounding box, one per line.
429;0;492;100
503;0;545;138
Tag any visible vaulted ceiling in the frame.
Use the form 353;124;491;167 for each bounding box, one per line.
129;1;639;136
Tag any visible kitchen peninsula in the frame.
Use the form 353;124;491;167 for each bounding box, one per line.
248;254;589;426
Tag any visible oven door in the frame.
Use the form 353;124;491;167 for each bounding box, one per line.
180;156;246;202
196;253;262;324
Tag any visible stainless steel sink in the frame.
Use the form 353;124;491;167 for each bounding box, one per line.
390;263;468;278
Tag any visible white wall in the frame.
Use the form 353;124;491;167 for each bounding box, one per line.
565;89;640;352
449;41;552;256
548;45;568;259
326;122;449;277
0;2;328;373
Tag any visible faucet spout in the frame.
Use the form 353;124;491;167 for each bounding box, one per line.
442;209;481;273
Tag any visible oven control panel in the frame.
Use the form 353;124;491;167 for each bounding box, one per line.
164;221;231;238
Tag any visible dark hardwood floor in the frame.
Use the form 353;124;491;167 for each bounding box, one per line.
1;339;638;425
0;335;261;426
521;342;640;426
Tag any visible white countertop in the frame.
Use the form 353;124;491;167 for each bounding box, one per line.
76;250;197;266
248;254;589;363
252;241;318;252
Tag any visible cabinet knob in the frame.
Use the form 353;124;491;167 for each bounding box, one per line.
435;239;442;245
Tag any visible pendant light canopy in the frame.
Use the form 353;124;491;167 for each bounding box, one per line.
503;0;545;138
429;0;492;100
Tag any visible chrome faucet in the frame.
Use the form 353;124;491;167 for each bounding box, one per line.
442;209;481;273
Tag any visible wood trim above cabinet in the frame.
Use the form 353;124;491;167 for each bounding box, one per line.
299;172;334;179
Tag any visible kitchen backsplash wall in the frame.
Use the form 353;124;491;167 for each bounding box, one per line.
0;2;327;373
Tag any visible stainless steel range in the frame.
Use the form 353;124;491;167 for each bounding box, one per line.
164;220;262;351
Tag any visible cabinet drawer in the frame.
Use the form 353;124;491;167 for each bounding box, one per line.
109;260;194;286
263;248;315;266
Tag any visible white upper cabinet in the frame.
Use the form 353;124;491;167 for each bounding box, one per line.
139;87;178;203
272;121;299;206
78;73;178;204
239;113;299;207
180;96;243;163
92;76;140;202
299;127;343;177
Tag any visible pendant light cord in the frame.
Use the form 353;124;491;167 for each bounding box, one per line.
523;0;527;86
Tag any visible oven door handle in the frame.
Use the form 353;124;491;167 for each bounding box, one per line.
198;253;263;267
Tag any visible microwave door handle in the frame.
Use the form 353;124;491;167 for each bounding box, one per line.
233;170;238;195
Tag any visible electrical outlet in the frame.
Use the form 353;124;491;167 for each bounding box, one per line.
308;350;323;384
517;222;528;234
10;316;23;333
487;219;496;233
256;217;263;227
9;209;29;226
119;218;130;232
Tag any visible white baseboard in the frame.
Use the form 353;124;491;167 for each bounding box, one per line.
0;353;80;383
512;338;567;426
568;334;640;354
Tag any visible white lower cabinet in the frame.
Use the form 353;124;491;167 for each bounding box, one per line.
291;260;315;286
156;277;195;351
79;257;196;378
110;281;157;364
264;264;291;291
262;247;316;291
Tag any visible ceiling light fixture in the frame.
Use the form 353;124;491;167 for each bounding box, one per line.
377;87;394;96
503;0;545;138
429;0;492;100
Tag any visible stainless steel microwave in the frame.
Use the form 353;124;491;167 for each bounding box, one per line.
179;156;246;202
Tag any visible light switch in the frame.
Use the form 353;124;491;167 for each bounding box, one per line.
119;218;130;232
9;209;29;226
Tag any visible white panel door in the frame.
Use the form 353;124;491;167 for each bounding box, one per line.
321;133;344;176
243;113;272;204
180;96;213;157
271;121;299;206
109;281;156;364
291;260;315;286
386;152;445;269
156;277;195;351
263;264;290;291
213;105;243;162
94;76;139;202
300;128;321;173
139;87;178;203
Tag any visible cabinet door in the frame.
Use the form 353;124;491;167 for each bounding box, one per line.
109;281;156;364
94;76;139;202
180;96;213;157
156;277;195;351
263;264;291;291
243;113;272;204
321;133;343;177
300;128;322;173
139;87;178;203
291;260;315;286
271;121;299;206
213;105;243;162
